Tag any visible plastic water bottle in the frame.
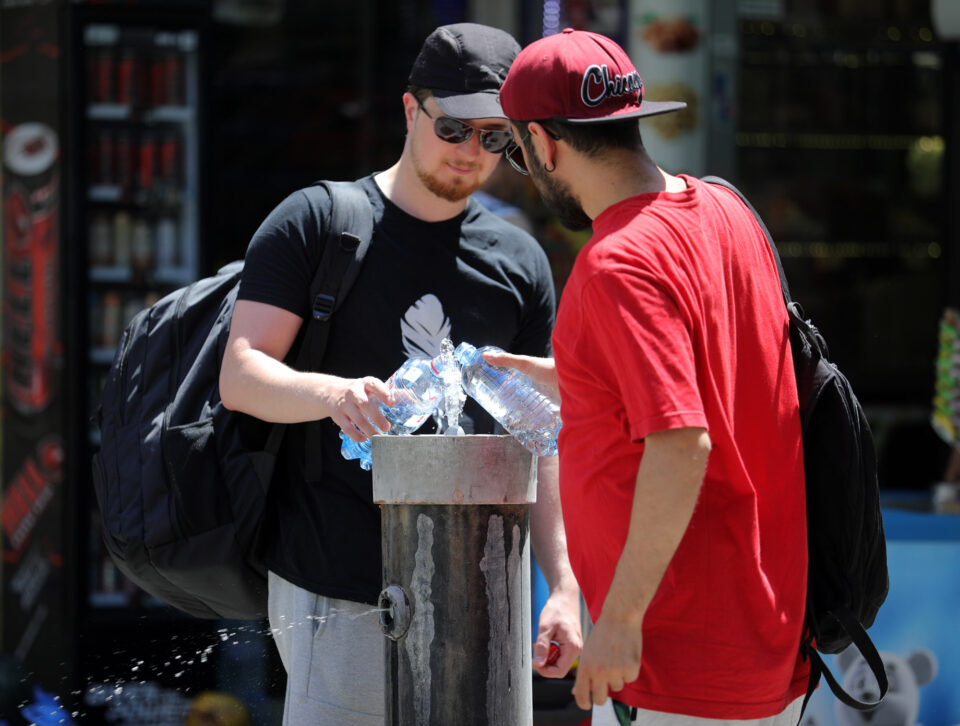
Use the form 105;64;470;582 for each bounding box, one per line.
339;352;455;471
454;342;562;457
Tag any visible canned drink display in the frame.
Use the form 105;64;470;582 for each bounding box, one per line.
95;128;115;186
138;130;156;193
155;216;178;268
89;213;114;266
115;129;135;192
112;211;132;267
164;49;184;106
159;131;181;184
100;292;122;348
91;47;115;104
116;48;137;106
131;216;153;271
148;50;166;107
2;122;61;414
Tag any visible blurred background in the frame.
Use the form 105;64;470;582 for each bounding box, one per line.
2;0;959;724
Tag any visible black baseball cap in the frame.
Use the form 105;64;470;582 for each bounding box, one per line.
408;23;520;120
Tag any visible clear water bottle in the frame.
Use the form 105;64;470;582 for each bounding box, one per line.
454;342;562;457
339;352;455;471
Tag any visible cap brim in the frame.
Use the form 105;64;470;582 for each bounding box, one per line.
433;90;506;120
562;100;687;124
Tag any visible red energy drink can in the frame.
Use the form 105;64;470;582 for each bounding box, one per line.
116;48;137;106
164;50;184;106
115;129;135;193
149;51;166;107
159;131;180;184
2;123;60;414
91;47;115;103
138;131;156;193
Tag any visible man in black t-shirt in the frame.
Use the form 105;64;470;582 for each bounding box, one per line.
219;23;582;726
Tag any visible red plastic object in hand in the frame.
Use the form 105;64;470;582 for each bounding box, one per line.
546;640;560;666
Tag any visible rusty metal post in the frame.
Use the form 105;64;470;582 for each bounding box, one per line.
373;435;536;726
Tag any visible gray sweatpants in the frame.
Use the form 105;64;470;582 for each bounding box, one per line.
268;570;386;726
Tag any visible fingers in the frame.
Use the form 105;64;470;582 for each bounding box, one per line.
481;351;560;400
571;667;594;710
532;636;551;669
335;377;394;441
570;654;639;709
482;349;532;374
572;667;614;709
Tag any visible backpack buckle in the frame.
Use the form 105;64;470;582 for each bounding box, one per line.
312;293;336;321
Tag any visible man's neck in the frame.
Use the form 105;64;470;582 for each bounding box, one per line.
374;159;470;222
578;152;686;220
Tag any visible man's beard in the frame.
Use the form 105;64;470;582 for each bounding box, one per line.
413;150;481;203
526;143;592;231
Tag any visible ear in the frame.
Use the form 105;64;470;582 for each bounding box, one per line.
402;92;420;132
528;121;560;171
906;649;938;686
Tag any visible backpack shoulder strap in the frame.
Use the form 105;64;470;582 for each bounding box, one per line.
701;175;792;305
260;181;373;473
298;180;374;482
300;180;375;370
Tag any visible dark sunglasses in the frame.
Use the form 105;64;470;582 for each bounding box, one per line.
504;126;563;175
416;97;513;154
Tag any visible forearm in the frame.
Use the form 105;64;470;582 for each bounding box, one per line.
530;456;579;595
220;346;341;423
602;428;711;625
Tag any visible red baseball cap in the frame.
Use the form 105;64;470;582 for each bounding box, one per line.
500;28;686;124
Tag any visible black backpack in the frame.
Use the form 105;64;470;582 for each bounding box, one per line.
91;181;373;620
703;177;889;713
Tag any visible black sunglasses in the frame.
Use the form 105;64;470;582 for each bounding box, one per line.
505;126;563;175
416;97;513;154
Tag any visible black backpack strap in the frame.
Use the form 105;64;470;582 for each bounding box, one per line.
259;180;374;486
701;175;792;305
301;180;374;482
800;607;888;718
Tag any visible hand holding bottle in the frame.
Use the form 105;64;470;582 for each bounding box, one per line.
455;342;562;457
339;353;455;470
329;375;395;443
478;349;560;404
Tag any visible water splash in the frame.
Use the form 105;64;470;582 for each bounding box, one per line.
436;337;465;435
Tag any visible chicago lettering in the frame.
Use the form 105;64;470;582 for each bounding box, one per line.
580;64;642;108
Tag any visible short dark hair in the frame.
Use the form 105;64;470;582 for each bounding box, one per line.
515;118;643;157
407;85;431;103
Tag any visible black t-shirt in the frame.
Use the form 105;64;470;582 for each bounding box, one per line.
237;175;556;604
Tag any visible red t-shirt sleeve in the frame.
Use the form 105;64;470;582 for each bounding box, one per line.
580;268;708;442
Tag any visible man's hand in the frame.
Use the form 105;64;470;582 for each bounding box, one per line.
480;350;560;402
532;585;583;678
327;376;395;442
571;611;642;709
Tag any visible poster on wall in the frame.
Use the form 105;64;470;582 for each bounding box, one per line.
0;0;70;697
627;0;707;175
800;513;960;725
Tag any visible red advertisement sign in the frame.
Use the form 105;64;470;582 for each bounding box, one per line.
1;0;70;698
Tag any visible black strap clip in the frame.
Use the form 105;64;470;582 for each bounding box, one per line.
312;293;336;321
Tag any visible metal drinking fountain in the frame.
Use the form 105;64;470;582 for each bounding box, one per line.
372;434;536;726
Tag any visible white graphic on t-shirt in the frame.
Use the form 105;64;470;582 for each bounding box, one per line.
401;294;451;359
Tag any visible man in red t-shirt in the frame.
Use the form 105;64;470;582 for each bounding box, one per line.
487;29;810;723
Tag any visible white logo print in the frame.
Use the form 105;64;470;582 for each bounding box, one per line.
401;294;452;359
580;64;643;108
